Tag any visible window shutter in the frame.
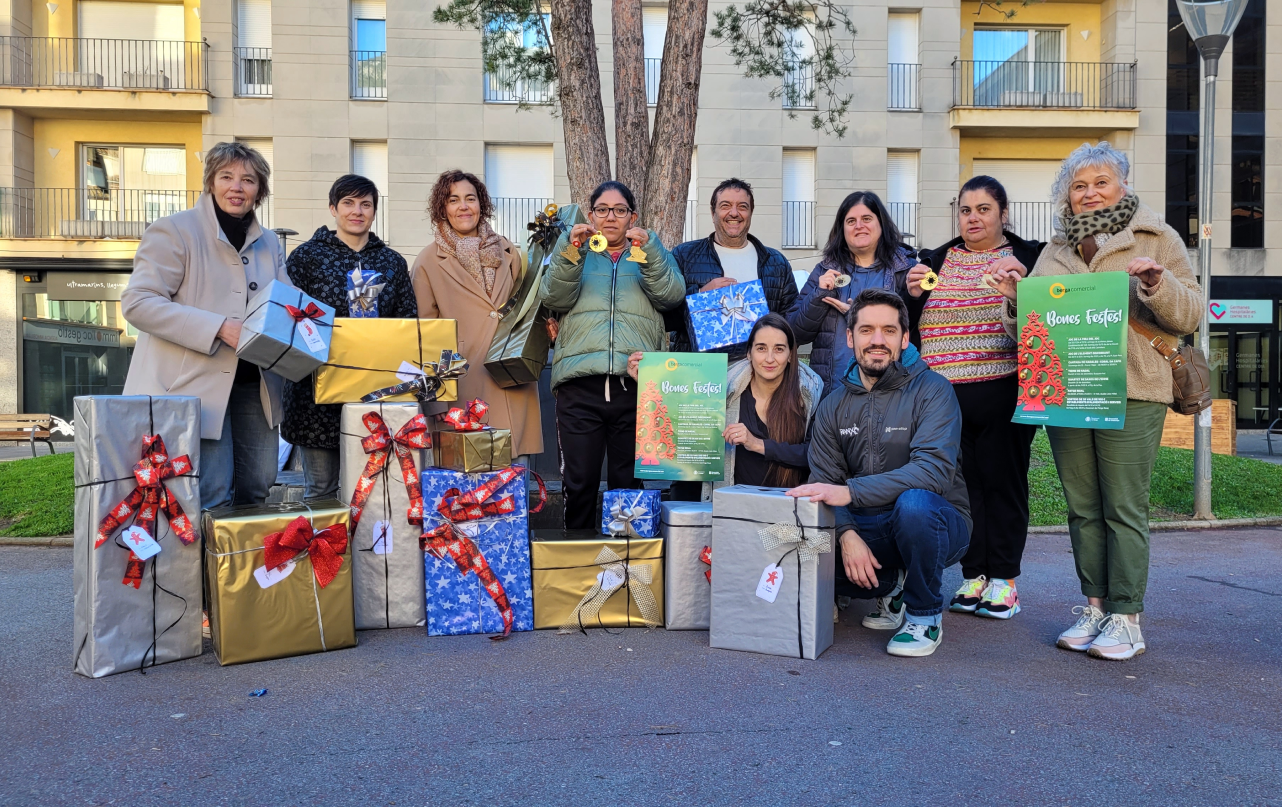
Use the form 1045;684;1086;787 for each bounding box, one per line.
972;159;1061;202
886;152;918;204
887;13;919;64
79;1;185;40
687;148;698;202
483;145;553;200
782;149;815;203
351;141;389;195
352;0;386;20
643;7;667;60
238;0;272;50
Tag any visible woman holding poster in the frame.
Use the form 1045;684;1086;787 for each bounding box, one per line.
990;142;1203;661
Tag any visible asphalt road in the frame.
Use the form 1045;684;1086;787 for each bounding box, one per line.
2;528;1279;807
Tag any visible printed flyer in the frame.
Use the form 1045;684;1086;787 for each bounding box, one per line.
635;353;728;481
1012;271;1130;429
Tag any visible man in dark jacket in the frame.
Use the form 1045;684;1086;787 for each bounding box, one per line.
789;288;970;658
281;174;417;499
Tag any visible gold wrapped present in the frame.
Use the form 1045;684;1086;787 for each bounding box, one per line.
530;530;664;631
314;318;459;404
203;500;356;666
434;430;512;473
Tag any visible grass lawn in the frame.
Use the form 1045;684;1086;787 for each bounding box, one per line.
0;452;74;537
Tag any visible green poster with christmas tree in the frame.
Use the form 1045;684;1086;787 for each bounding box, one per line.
635;353;728;480
1013;271;1130;429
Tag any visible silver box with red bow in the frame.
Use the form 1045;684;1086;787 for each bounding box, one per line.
72;395;203;678
237;280;335;383
339;402;431;630
662;501;713;630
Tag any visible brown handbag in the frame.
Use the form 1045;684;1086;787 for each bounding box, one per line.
1128;317;1212;415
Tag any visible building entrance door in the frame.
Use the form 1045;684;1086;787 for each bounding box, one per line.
1213;329;1279;429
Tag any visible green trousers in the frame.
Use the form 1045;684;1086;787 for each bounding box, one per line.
1045;400;1167;614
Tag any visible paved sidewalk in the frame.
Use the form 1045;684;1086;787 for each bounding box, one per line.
1;528;1279;805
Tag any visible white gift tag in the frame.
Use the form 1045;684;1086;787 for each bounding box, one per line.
597;568;624;591
253;559;296;589
755;563;783;603
372;520;393;555
395;361;425;383
296;318;327;353
121;525;161;560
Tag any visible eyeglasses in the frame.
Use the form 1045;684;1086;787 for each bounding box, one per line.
592;206;632;219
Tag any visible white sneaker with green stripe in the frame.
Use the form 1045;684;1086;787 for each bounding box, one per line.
861;570;907;630
886;621;942;658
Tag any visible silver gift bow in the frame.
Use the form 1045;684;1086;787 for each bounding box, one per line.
758;521;832;563
359;350;470;403
348;270;386;312
557;545;661;633
606;492;650;538
718;289;756;342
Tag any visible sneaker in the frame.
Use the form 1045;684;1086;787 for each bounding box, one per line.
1056;604;1106;651
1088;614;1146;661
886;621;943;658
949;576;987;613
976;578;1021;619
861;571;907;630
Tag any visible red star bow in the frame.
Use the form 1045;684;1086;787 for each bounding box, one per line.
700;545;712;583
443;399;490;432
95;435;196;588
263;516;350;589
284;302;326;322
349;412;431;531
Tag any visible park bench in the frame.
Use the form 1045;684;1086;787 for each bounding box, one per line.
0;413;68;457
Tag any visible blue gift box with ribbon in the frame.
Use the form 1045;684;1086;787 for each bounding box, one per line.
236;280;335;383
421;466;535;637
685;279;769;352
347;265;386;318
600;489;662;538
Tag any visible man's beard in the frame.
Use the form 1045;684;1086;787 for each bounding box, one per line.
856;351;896;378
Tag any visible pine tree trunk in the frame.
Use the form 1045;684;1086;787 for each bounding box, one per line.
550;0;612;206
611;0;650;206
642;0;708;247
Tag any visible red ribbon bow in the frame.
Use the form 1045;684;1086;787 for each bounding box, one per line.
349;412;431;531
444;399;490;432
95;435;196;589
285;302;326;322
263;516;350;589
700;545;712;583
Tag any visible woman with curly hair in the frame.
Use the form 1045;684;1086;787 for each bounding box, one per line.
411;170;543;461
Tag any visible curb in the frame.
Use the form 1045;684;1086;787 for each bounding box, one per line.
0;534;73;547
1030;515;1282;534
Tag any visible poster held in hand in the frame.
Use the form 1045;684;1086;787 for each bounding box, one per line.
634;353;727;481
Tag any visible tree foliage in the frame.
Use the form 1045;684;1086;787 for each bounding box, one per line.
433;1;558;112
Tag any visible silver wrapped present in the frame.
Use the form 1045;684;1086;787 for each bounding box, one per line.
662;501;712;630
72;395;203;678
237;280;335;383
339;402;430;629
709;485;835;660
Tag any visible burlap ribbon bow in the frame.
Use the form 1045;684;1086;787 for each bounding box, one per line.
758;521;832;562
558;545;661;633
361;350;470;404
348;412;430;531
718;288;756;342
263;516;350;589
444;399;490;432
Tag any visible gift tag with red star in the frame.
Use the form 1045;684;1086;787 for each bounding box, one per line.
121;525;162;561
253;559;296;589
372;520;393;555
755;563;782;603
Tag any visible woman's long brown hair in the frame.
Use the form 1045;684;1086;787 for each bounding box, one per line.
747;313;807;488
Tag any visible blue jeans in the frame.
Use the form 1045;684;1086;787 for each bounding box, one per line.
836;489;971;618
300;447;341;500
200;382;279;511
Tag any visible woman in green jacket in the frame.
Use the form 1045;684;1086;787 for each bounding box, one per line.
539;180;685;528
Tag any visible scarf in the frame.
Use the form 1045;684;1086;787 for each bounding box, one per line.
1061;194;1138;265
435;219;504;296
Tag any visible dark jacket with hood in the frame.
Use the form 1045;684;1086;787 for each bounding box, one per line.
281;226;417;450
806;344;972;537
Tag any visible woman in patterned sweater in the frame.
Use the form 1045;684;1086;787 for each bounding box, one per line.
906;176;1045;621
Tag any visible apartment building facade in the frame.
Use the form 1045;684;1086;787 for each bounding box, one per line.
0;0;1278;428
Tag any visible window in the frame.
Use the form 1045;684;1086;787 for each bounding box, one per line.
1166;0;1198;244
77;1;186;89
1231;135;1263;248
78;145;189;236
236;0;272;96
236;138;274;229
1166;135;1198;249
351;0;386;99
482;9;552;103
484;144;554;243
886;152;919;246
1231;0;1265;248
971;27;1065;105
643;7;667;105
782;148;815;248
887;12;919;110
685;148;698;242
972;159;1059;243
352;141;389;241
782;24;815;109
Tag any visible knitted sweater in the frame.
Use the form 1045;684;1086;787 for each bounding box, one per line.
919;244;1018;384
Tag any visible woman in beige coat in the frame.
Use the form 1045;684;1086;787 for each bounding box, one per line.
411;170;543;460
122;141;290;510
991;141;1203;662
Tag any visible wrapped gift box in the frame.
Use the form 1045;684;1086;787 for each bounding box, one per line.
662;501;713;630
339;402;430;630
434;429;512;473
314;318;459;404
709;485;835;660
73;395;203;678
421;466;534;637
237;280;335;382
600;489;662;538
685;279;769;352
203;501;356;665
530;530;664;631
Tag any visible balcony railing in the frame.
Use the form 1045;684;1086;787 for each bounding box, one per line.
952;60;1137;110
888;63;920;111
234;47;272;97
951;200;1056;244
350;50;386;99
645;57;661;105
483;64;552;104
782;62;816;110
781;200;815;249
0;188;199;239
492;196;552;245
0;36;208;91
888;202;920;247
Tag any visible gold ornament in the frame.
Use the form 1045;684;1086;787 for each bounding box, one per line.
560;241;582;263
919;271;939;292
626;240;648;264
588;233;608;253
543;203;559;218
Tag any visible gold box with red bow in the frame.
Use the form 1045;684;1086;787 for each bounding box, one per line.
529;531;665;631
203;501;356;666
314;318;459;404
432;399;512;473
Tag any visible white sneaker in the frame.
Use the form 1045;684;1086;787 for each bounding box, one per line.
1056;604;1106;652
1088;614;1146;661
886;621;942;658
861;571;907;630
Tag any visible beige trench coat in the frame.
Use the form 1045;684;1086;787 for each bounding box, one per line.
411;237;544;457
122;193;291;440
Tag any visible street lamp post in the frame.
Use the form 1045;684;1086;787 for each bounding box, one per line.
1173;0;1248;520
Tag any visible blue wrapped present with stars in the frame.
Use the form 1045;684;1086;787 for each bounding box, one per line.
600;489;662;538
685;279;769;352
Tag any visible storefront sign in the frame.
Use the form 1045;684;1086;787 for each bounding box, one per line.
23;319;122;347
1012;272;1130;430
1208;299;1273;325
634;353;728;481
46;272;132;301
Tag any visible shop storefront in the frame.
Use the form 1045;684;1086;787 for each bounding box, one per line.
1204;277;1282;430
